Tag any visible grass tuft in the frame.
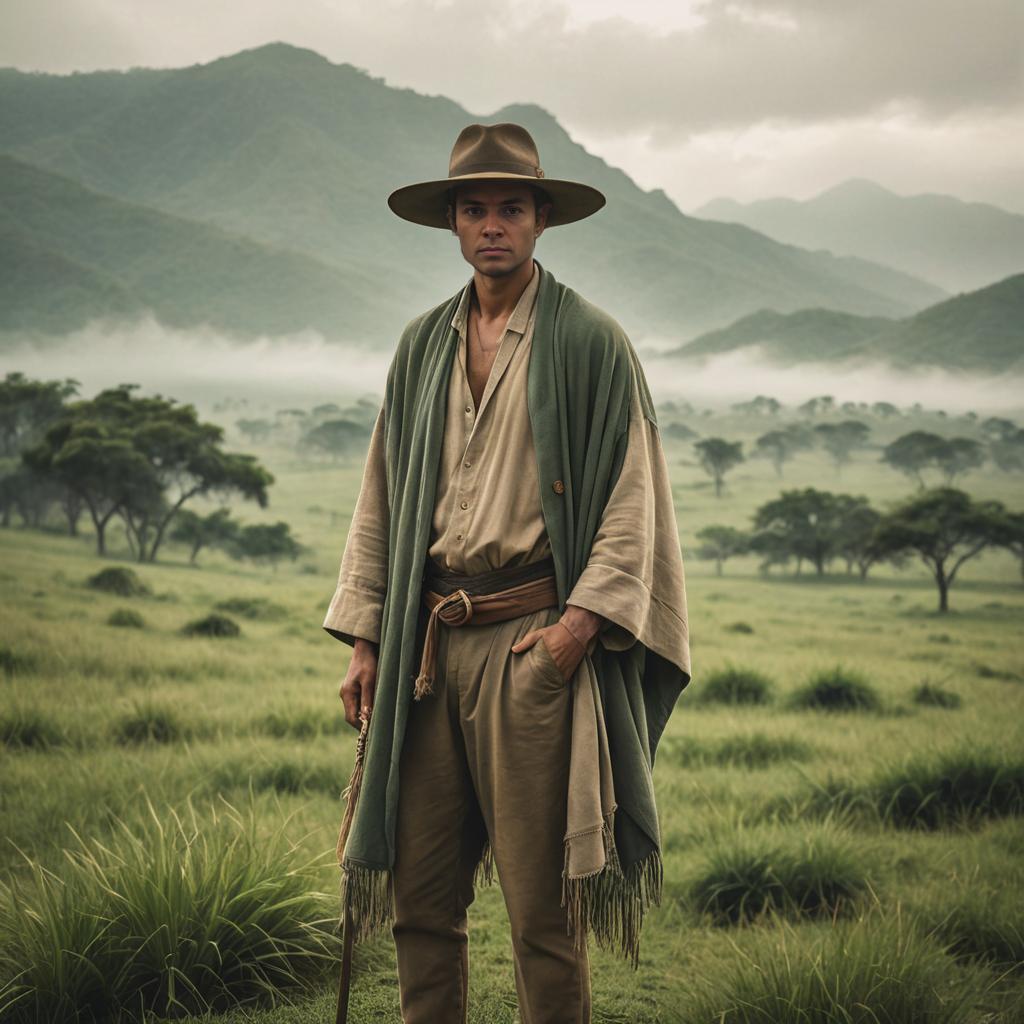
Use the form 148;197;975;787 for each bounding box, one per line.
182;613;241;638
0;708;65;750
874;745;1024;830
0;799;338;1021
111;704;188;745
256;707;348;740
688;825;872;925
85;567;151;598
912;680;963;709
214;597;289;621
698;665;775;706
688;906;979;1023
107;607;146;629
788;665;881;712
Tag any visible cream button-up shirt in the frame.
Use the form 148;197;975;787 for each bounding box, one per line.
323;260;689;678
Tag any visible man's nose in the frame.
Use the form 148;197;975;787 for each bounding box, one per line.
482;213;504;235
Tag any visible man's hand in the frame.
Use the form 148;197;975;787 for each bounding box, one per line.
340;637;379;730
510;606;604;683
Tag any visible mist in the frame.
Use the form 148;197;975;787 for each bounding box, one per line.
4;319;1022;420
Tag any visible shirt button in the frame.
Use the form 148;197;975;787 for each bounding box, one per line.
552;479;565;494
460;500;469;510
456;532;464;540
464;405;472;414
463;460;471;468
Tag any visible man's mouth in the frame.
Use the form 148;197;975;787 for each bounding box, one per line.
479;247;508;254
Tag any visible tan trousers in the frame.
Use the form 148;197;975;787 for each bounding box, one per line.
392;602;592;1024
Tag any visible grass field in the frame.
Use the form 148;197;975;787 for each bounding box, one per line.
2;407;1023;1022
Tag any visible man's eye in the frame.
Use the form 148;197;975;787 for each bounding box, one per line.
504;206;523;215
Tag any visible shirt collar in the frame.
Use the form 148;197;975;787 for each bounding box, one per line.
451;260;540;339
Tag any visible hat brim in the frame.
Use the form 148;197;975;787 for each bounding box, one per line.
387;172;606;229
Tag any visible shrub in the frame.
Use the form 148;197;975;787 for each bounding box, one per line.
0;709;65;750
85;567;151;597
788;666;881;712
107;607;145;629
689;826;871;925
0;800;338;1021
912;681;962;709
111;704;187;745
874;746;1024;830
214;597;288;621
182;613;241;638
687;909;978;1024
712;733;814;769
699;665;775;706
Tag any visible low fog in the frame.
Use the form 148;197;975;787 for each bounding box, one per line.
5;318;1022;419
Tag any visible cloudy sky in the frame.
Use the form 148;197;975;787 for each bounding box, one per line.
2;0;1022;213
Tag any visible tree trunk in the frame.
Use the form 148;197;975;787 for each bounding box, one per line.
937;572;949;612
715;558;723;576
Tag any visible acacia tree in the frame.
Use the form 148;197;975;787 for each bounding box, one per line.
230;521;304;572
694;438;744;497
0;372;79;457
935;438;986;483
302;419;370;461
873;488;1005;612
754;425;812;478
833;495;884;580
26;385;274;560
752;488;846;576
814;420;870;475
695;525;748;576
169;507;240;564
882;431;946;487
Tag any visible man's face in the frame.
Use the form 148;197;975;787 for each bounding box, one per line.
447;181;551;278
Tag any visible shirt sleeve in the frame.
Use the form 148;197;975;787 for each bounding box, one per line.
321;404;390;647
565;381;690;677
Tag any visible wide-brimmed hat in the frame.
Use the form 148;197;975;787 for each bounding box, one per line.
387;122;606;229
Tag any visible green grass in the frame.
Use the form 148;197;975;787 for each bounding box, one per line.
1;417;1022;1022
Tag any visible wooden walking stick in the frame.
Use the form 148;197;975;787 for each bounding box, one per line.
335;706;371;1024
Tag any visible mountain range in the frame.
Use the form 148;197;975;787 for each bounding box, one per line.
696;178;1024;295
671;272;1024;372
1;42;948;348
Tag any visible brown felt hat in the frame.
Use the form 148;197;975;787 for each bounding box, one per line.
387;122;606;229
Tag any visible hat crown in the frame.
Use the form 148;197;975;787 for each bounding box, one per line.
448;123;545;180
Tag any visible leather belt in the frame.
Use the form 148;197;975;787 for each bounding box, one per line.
413;555;559;699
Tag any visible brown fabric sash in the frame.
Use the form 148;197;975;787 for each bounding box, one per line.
413;555;559;699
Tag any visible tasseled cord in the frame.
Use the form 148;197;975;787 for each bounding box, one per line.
336;706;371;865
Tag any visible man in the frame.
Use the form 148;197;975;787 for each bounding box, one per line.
323;122;690;1024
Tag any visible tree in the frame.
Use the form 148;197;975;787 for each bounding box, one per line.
833;495;884;580
694;438;744;497
881;431;947;487
0;372;78;457
993;510;1024;584
990;428;1024;473
814;420;870;474
25;385;274;560
302;418;371;461
752;488;846;576
873;488;1005;612
754;425;813;478
694;525;749;576
236;418;275;444
871;401;900;419
934;438;985;483
169;507;240;564
230;521;304;571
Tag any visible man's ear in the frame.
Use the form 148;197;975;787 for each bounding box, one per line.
445;203;457;234
535;202;553;237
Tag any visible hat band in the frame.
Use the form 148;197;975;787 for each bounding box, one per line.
451;160;545;179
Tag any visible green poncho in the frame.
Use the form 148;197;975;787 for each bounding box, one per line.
338;259;690;964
